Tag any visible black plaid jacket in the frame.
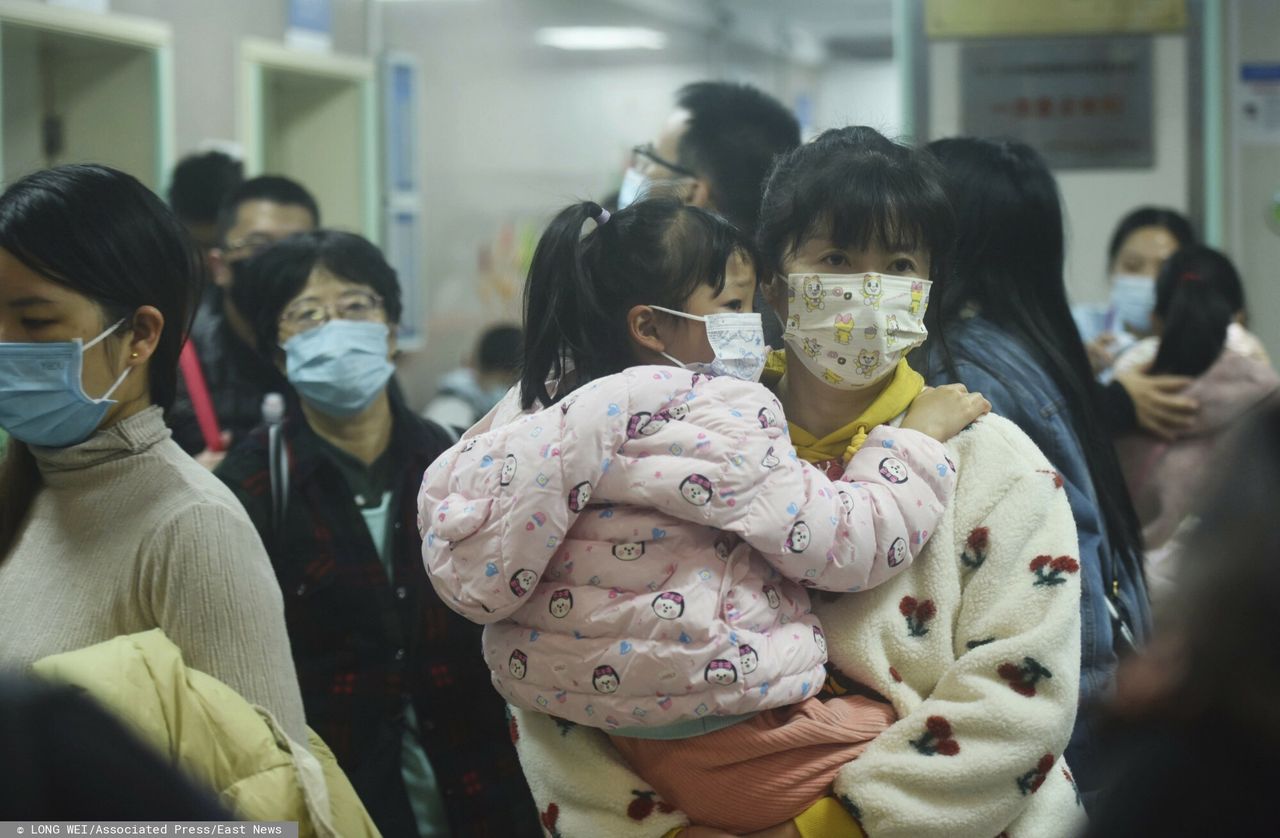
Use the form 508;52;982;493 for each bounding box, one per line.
216;399;538;837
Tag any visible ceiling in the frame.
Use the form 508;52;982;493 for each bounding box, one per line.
609;0;895;63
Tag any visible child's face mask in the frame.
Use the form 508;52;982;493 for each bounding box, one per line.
781;272;930;389
649;306;766;382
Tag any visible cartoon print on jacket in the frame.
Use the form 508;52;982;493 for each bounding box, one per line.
500;454;518;485
739;644;759;675
888;537;908;567
652;591;685;620
549;590;573;618
568;481;593;512
509;649;528;679
879;457;909;484
787;522;812;553
705;659;739;685
510;569;539;597
679;474;714;506
593;665;621;694
612;542;645;561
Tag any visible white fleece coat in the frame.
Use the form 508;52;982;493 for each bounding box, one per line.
510;414;1087;838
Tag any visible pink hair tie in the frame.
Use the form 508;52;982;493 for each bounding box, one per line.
1180;271;1202;282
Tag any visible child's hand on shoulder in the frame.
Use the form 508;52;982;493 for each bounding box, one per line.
900;383;991;442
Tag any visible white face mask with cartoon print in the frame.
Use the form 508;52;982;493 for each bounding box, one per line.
781;272;930;390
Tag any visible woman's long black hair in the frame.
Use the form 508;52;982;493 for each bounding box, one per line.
925;137;1145;570
1151;245;1244;377
520;196;761;409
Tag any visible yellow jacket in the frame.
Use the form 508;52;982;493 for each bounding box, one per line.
32;630;378;838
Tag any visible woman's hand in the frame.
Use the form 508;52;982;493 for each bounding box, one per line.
1115;366;1197;441
900;383;991;442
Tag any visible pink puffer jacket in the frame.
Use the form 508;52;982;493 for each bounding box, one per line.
418;366;954;730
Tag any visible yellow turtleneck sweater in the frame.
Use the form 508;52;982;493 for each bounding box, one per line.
764;351;925;465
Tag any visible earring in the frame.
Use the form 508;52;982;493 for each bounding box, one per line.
131;351;139;359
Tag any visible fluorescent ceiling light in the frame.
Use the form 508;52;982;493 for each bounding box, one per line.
535;26;667;51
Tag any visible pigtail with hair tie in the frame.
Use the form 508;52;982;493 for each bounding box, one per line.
587;202;610;226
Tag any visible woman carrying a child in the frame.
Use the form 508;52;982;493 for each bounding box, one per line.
421;127;1085;838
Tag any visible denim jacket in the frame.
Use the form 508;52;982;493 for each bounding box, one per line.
925;314;1151;803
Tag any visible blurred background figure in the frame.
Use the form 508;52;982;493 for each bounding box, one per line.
167;149;244;259
0;674;231;820
421;323;521;436
1115;244;1279;609
168;175;319;463
1075;206;1197;379
1087;398;1280;837
621;81;801;347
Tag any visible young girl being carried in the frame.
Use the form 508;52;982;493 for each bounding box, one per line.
417;197;988;833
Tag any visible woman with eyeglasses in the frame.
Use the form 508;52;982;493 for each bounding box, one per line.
215;230;538;838
0;164;307;743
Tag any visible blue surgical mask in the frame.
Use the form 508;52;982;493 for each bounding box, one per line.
283;320;394;417
649;306;766;382
1108;274;1156;334
617;167;649;210
0;319;130;448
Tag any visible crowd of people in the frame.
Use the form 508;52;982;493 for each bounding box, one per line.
0;79;1275;837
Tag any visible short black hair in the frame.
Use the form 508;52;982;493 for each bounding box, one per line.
1107;206;1195;266
168;151;243;225
477;324;522;374
675;82;801;234
234;230;402;355
216;175;320;243
757;126;954;289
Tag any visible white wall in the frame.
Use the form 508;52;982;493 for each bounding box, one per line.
814;58;903;137
928;35;1191;306
1225;0;1280;359
381;0;812;407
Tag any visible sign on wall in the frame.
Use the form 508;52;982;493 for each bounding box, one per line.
960;37;1153;169
926;0;1186;39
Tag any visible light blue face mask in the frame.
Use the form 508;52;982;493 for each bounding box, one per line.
283;319;394;417
616;167;649;210
0;319;130;448
1108;273;1157;334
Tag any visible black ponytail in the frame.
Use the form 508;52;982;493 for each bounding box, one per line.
520;197;761;410
1151;245;1244;377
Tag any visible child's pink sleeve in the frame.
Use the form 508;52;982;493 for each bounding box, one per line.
418;378;630;623
595;376;956;592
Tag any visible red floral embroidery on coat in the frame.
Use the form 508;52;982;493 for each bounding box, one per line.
1030;555;1080;586
899;595;937;636
910;715;960;756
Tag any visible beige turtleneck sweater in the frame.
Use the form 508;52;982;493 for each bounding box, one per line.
0;406;307;743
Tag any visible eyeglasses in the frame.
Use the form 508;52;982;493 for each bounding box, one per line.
631;143;696;178
223;232;281;257
279;291;386;332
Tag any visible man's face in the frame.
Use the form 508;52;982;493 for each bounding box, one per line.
629;107;708;208
212;199;316;290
